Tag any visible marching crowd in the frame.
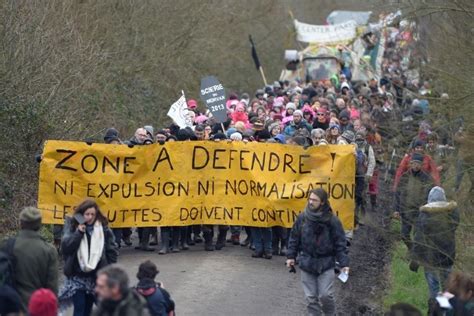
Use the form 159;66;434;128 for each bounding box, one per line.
1;20;473;316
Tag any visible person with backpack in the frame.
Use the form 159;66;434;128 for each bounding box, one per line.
411;186;460;312
286;188;349;315
58;199;119;316
354;131;376;223
135;260;175;316
0;206;58;312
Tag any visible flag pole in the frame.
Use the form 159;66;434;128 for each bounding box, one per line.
259;66;268;86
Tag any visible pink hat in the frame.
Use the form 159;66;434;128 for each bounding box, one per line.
194;115;208;124
28;289;57;316
187;99;198;109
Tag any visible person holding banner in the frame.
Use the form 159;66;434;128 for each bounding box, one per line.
286;188;349;316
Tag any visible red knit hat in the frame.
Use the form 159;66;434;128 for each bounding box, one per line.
28;289;57;316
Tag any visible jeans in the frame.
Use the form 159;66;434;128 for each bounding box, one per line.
300;268;336;316
251;227;272;253
72;290;94;316
424;266;452;298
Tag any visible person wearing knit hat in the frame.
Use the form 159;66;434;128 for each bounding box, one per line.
268;122;282;137
393;138;441;191
286;102;296;111
283;109;312;137
103;128;121;144
194;114;208;125
338;130;355;145
338;109;353;133
393;152;434;251
413;186;459;305
187;99;198;109
0;207;58;312
28;289;58;316
230;132;243;141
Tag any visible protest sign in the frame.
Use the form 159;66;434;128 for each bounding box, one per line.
167;93;193;128
38;140;355;229
200;76;227;123
294;20;357;44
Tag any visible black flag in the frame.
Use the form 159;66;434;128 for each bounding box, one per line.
249;35;261;70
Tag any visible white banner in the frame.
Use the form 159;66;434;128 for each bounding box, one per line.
167;94;193;128
294;20;357;44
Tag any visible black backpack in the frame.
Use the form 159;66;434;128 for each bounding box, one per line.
0;238;16;288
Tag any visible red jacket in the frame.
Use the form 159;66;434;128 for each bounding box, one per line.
392;153;440;191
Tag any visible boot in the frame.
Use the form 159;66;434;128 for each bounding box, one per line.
240;237;250;247
186;230;196;246
263;252;273;259
171;229;180;253
158;229;170;255
135;228;155;251
149;229;158;246
251;250;263;258
370;194;377;212
215;231;227;250
180;227;189;250
204;231;214;251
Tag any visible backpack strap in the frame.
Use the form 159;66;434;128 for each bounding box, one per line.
6;237;16;256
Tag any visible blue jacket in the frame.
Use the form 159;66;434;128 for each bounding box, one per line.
283;119;312;137
287;204;349;275
136;279;174;316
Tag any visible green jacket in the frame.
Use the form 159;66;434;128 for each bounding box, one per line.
3;229;58;311
93;289;150;316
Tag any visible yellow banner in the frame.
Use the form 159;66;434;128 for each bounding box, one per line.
38;140;355;229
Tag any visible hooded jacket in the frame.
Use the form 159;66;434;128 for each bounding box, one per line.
412;187;459;268
1;230;58;312
393;153;440;191
287;204;349;275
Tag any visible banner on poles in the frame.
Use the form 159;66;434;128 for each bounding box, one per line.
38;140;355;229
294;19;357;44
167;93;192;128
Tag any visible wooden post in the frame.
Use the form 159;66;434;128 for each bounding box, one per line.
259;66;268;86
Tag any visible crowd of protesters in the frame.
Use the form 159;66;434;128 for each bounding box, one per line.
1;19;474;316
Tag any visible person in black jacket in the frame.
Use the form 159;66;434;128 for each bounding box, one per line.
286;188;349;316
58;199;119;316
135;260;175;316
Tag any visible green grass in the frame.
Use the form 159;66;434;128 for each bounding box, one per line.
384;242;429;314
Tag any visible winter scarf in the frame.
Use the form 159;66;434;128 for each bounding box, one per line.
304;203;332;223
77;221;104;272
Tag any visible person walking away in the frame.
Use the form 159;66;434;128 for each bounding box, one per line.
94;264;149;316
287;188;349;315
59;199;118;316
393;153;434;251
411;186;459;313
0;207;58;312
135;260;175;316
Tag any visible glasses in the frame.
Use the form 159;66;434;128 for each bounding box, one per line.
317;113;325;116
